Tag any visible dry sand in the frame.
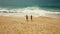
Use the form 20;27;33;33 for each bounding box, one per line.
0;16;60;34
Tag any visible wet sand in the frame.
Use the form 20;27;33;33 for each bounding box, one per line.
0;16;60;34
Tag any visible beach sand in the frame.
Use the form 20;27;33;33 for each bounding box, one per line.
0;16;60;34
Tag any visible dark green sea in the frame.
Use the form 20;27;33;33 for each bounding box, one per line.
0;6;60;12
0;0;60;12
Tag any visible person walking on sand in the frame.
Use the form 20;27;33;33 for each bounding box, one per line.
26;15;28;21
31;15;33;21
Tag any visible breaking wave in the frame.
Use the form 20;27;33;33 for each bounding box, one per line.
0;7;60;18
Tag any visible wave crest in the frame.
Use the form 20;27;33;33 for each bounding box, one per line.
0;7;60;18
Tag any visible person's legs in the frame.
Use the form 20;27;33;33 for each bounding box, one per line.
27;17;28;21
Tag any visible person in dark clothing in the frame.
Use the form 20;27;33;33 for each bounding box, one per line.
26;15;28;21
31;15;33;21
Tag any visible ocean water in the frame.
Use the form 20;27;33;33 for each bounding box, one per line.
0;6;60;18
0;0;60;18
0;0;60;12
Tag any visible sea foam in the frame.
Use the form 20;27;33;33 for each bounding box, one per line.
0;7;60;18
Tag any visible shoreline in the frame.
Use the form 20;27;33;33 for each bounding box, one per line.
0;11;60;18
0;7;60;18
